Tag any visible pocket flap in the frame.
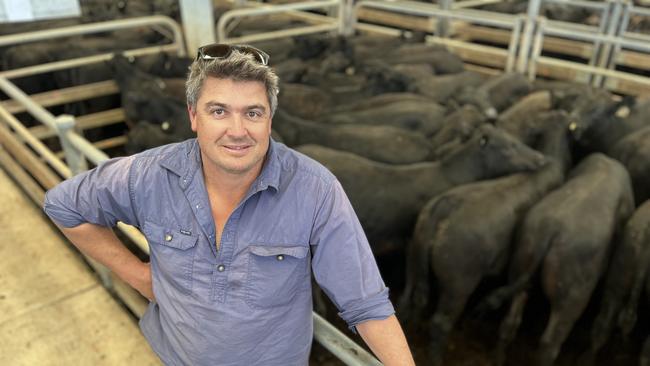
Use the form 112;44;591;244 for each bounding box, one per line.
249;245;309;259
144;221;198;250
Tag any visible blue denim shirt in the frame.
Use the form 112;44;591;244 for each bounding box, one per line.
43;138;394;366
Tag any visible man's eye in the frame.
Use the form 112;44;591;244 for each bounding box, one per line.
212;108;225;116
248;111;260;118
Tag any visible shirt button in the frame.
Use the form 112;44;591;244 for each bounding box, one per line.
217;264;226;272
276;255;284;261
164;234;173;242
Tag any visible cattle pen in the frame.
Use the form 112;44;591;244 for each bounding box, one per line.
1;0;650;365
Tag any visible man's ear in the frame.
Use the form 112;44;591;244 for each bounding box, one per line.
188;104;198;132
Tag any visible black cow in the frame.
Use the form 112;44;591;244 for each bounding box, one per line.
584;200;650;361
273;110;433;164
483;153;634;366
399;112;572;366
297;124;546;256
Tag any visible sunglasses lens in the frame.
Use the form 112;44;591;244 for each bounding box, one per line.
196;44;270;65
198;44;232;59
237;46;270;65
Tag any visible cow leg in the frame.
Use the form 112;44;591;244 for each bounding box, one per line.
537;294;591;366
582;297;620;363
427;278;479;366
398;238;433;326
640;335;650;366
495;291;529;366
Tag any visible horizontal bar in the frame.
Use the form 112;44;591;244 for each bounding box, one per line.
0;104;71;178
543;0;608;11
217;0;340;41
30;108;125;140
1;80;119;114
537;56;650;84
222;23;339;44
313;313;382;366
451;0;503;9
542;23;650;53
117;222;150;254
65;130;110;166
0;77;58;129
0;16;184;54
54;135;127;159
355;1;517;28
0;44;180;79
0;145;46;205
0;120;62;189
629;6;650;17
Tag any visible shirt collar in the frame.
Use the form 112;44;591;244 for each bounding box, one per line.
255;138;281;193
159;138;281;192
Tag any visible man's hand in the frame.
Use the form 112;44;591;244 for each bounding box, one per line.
131;262;155;301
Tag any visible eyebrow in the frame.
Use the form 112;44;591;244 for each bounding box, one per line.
204;101;267;113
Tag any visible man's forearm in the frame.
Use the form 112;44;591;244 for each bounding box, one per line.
56;222;152;299
357;315;415;366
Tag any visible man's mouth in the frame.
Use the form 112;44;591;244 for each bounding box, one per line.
222;144;252;154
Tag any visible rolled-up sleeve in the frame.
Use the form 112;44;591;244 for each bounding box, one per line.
310;179;394;331
43;156;138;228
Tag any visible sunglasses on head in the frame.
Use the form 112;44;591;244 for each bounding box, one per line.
195;43;270;65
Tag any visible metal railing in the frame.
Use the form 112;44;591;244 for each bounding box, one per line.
354;0;524;72
216;0;348;43
351;0;650;95
0;14;382;366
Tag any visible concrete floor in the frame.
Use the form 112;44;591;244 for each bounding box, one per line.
0;167;160;365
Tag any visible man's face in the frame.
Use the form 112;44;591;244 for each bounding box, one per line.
189;77;272;176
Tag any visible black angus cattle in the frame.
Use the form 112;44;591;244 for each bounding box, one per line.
608;126;650;204
277;83;332;120
430;104;486;159
570;92;650;202
273;110;433;164
456;72;532;119
584;200;650;361
496;90;552;136
331;93;433;113
320;99;446;137
483;153;634;366
413;71;485;104
297;124;546;256
568;90;639;154
399;112;572;366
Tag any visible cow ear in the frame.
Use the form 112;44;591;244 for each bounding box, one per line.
479;135;489;148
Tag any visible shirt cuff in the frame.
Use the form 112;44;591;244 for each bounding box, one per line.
43;199;86;228
337;287;395;333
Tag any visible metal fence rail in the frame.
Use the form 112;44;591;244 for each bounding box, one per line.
217;0;346;43
351;0;650;95
0;14;383;366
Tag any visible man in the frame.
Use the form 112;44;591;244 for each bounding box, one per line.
44;44;415;365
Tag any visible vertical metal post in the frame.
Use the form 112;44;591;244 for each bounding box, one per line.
593;0;622;87
517;0;542;73
55;115;87;175
437;0;453;37
607;0;631;72
588;0;612;68
506;16;525;72
55;114;113;289
527;17;546;81
179;0;216;53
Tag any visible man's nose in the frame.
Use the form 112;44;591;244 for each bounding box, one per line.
227;115;247;137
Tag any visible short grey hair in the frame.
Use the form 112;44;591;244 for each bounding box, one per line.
186;49;280;117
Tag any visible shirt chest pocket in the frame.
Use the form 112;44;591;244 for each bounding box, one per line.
144;220;199;295
245;245;310;309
